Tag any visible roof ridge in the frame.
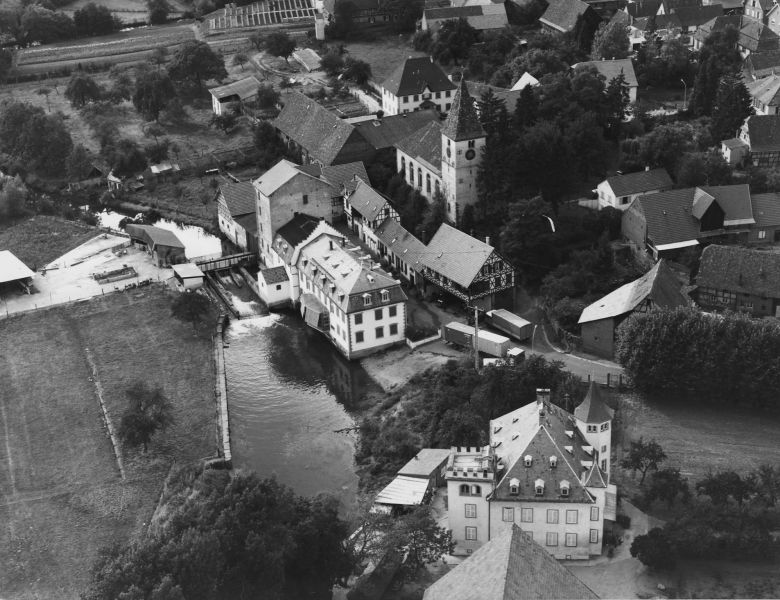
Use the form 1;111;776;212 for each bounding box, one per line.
541;424;582;483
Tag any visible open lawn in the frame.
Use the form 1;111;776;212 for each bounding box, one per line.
614;392;780;488
344;37;427;84
0;215;97;270
0;288;216;599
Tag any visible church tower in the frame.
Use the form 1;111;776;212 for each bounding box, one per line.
574;381;614;479
441;79;486;225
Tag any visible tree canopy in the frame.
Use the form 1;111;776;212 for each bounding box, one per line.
265;31;296;63
0;101;73;176
168;40;227;89
73;2;119;36
117;381;174;452
710;73;753;142
621;438;667;484
147;0;171;24
133;69;177;121
590;19;629;61
65;72;102;108
431;18;480;65
171;291;213;333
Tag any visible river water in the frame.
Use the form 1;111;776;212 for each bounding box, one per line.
223;312;380;511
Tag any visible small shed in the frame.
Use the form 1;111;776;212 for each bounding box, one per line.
209;76;262;115
126;223;186;267
721;137;749;166
292;48;322;72
374;475;432;512
258;265;290;308
397;449;451;488
171;262;205;290
0;250;34;296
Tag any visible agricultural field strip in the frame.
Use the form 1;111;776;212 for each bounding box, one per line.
18;30;195;65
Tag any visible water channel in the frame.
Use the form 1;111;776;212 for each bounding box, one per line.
223;312;381;512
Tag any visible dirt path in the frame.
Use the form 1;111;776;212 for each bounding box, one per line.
360;342;462;393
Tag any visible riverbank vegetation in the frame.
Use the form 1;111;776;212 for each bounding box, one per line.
356;356;588;491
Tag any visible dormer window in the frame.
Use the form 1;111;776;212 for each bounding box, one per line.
560;480;570;497
550;456;558;468
534;478;544;496
509;478;520;495
381;289;389;302
524;455;533;467
363;294;372;306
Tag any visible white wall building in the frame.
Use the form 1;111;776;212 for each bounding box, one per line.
596;167;674;211
380;56;457;116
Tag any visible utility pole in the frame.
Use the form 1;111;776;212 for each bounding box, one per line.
473;304;480;371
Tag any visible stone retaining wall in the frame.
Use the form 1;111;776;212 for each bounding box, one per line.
213;314;232;468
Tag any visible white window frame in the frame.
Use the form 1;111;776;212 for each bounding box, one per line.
566;510;578;524
547;509;559;524
546;532;558;547
590;529;599;543
521;508;533;523
502;507;514;522
565;533;577;547
465;526;477;541
465;503;477;518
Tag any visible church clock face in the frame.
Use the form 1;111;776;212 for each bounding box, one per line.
465;148;476;160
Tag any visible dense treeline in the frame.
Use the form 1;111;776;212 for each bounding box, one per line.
357;356;585;486
83;468;353;600
616;308;780;407
0;2;121;46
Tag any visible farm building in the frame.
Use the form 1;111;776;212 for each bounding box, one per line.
171;263;205;290
209;76;263;115
0;250;34;296
292;48;322;71
421;4;509;32
578;260;689;358
125;224;187;267
216;180;259;253
573;59;639;103
374;475;433;512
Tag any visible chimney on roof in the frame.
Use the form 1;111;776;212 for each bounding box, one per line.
645;165;650;171
485;235;491;245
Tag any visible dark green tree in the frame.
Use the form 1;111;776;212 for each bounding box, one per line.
64;72;101;108
147;0;170;24
232;51;249;71
211;112;237;133
73;2;119;36
644;468;691;508
676;150;732;187
343;57;372;85
621;437;667;484
590;19;630;60
117;381;174;452
66;144;95;181
476;88;509;136
513;84;538;133
690;27;741;116
171;291;212;333
320;50;345;76
711;73;753;142
326;0;356;39
387;507;454;579
0;49;12;83
265;31;296;64
697;471;755;506
168;40;227;89
0;101;73;176
431;18;479;65
20;5;75;44
132;69;176;121
253;120;287;169
109;138;147;176
605;72;630;138
630;528;677;571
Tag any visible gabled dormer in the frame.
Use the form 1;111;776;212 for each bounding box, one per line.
691;187;725;231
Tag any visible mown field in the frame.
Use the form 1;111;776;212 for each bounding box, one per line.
0;288;216;599
0;215;97;270
61;0;188;23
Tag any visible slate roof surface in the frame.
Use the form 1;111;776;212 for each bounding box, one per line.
276;213;322;249
254;159;304;197
273;93;358;165
395;120;443;170
219;180;256;216
346;178;393;221
423;525;599;600
672;3;723;28
604;168;673;197
574;59;639;88
747;114;780;152
353;110;441;150
466;80;523;112
234;212;258;234
696;15;780;53
441;78;486;142
374;218;427;273
422;223;494;288
382;56;456;97
722;137;748;149
626;0;661;19
424;3;508;30
633;13;682;30
295;161;369;193
704;184;754;224
574;381;615;424
747;74;780;108
578;260;689;323
398;448;451;478
126;224;185;248
260;265;290;284
209;76;261;101
696;244;780;296
751;192;780;226
0;250;34;283
746;50;780;77
490;401;603;503
540;0;592;32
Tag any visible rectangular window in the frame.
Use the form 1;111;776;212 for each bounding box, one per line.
587;425;597;433
502;507;514;522
465;526;477;541
601;423;609;432
389;306;397;317
566;510;578;524
601;445;607;453
389;323;398;335
435;91;440;99
375;308;383;320
302;194;308;205
465;504;477;518
446;90;451;98
546;532;558;547
376;327;384;338
591;506;599;522
355;331;364;343
355;314;363;325
759;230;767;239
521;508;533;523
414;94;419;101
547;509;559;524
446;103;451;110
590;529;599;543
565;533;577;547
363;295;371;306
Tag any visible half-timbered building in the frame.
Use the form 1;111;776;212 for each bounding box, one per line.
343;177;400;253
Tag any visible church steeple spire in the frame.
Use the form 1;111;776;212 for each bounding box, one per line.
441;78;485;142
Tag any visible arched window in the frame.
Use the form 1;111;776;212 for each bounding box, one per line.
408;162;413;184
417;168;422;188
426;173;431;193
435;179;440;195
459;484;470;496
401;156;406;174
471;484;482;496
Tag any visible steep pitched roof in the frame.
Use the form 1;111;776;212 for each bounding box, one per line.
353;110;441;150
382;56;456;97
423;525;599;600
219;180;256;217
747;114;780;152
395;120;443;172
490;401;600;503
276;213;322;249
574;59;639;88
424;3;509;30
604;168;673;197
696;244;780;297
260;265;289;284
441;78;486;142
296;161;369;194
751;192;780;227
254;159;304;197
746;50;780;78
574;381;615;424
540;0;592;32
0;250;34;284
747;74;780;108
125;224;185;248
578;260;689;323
626;0;662;19
466;80;523;112
272;93;359;165
209;76;261;101
346;178;394;221
422;223;494;288
672;3;723;28
374;217;427;273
